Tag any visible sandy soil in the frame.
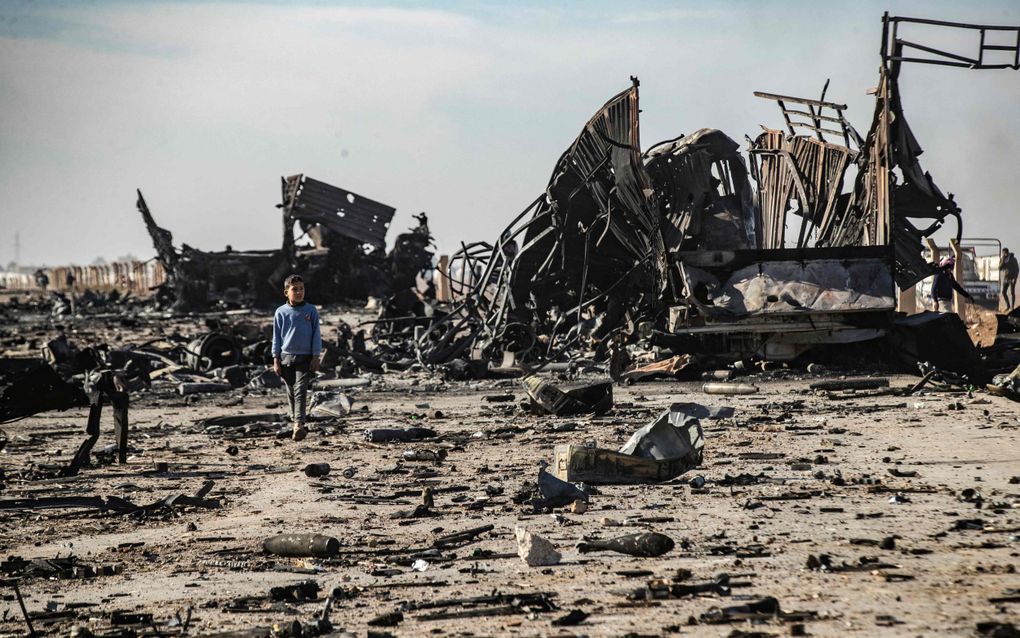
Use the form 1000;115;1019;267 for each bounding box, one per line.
1;309;1018;637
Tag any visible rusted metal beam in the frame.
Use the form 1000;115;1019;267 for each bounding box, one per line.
888;15;1020;31
753;91;847;110
885;14;1020;70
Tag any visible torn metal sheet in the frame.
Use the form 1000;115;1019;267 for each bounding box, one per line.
510;76;670;307
281;174;395;250
644;128;759;251
414;78;675;372
553;403;711;484
618;403;707;461
889;310;979;375
309;391;353;418
534;462;589;508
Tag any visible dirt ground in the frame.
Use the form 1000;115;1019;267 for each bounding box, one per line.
1;307;1018;637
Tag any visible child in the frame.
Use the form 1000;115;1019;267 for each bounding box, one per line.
272;275;322;441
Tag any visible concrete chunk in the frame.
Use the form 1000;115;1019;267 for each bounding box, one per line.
515;526;561;567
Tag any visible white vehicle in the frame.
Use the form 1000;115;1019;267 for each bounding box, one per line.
915;240;1001;310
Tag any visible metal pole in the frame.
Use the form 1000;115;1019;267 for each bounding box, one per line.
3;579;37;636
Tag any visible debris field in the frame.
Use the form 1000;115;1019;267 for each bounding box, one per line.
3;12;1020;638
1;306;1018;637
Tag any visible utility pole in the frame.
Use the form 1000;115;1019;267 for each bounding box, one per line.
13;231;21;268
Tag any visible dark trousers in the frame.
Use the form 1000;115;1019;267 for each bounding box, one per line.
1004;277;1017;310
280;356;312;424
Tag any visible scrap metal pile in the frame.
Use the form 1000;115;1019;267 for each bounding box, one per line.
404;15;1020;380
9;16;1001;387
6;15;1019;389
136;175;434;313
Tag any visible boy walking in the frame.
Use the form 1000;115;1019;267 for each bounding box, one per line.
272;275;322;441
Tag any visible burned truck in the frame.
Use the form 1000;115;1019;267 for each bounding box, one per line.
415;13;1018;368
137;175;433;312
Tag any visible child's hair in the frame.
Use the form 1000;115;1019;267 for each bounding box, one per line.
283;274;304;289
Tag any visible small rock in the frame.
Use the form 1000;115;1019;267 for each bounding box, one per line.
411;559;429;572
515;526;561;567
569;499;588;514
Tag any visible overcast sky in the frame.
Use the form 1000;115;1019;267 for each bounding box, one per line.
2;0;1019;267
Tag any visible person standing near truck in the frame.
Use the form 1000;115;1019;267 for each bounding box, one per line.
929;256;973;312
1000;248;1018;310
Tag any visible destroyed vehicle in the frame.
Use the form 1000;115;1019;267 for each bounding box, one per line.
136;174;433;312
415;14;1017;369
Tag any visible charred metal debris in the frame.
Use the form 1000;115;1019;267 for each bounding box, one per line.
111;14;1015;382
137;175;433;312
396;14;1017;379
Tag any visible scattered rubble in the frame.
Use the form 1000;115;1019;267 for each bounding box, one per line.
1;12;1019;637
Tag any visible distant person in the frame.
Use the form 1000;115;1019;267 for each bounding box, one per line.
1000;247;1018;310
929;256;973;312
34;269;49;290
66;270;77;315
272;275;322;441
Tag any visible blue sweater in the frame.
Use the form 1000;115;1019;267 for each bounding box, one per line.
272;302;322;358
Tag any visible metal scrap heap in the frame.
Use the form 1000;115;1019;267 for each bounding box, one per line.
137;175;433;313
411;14;1018;374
